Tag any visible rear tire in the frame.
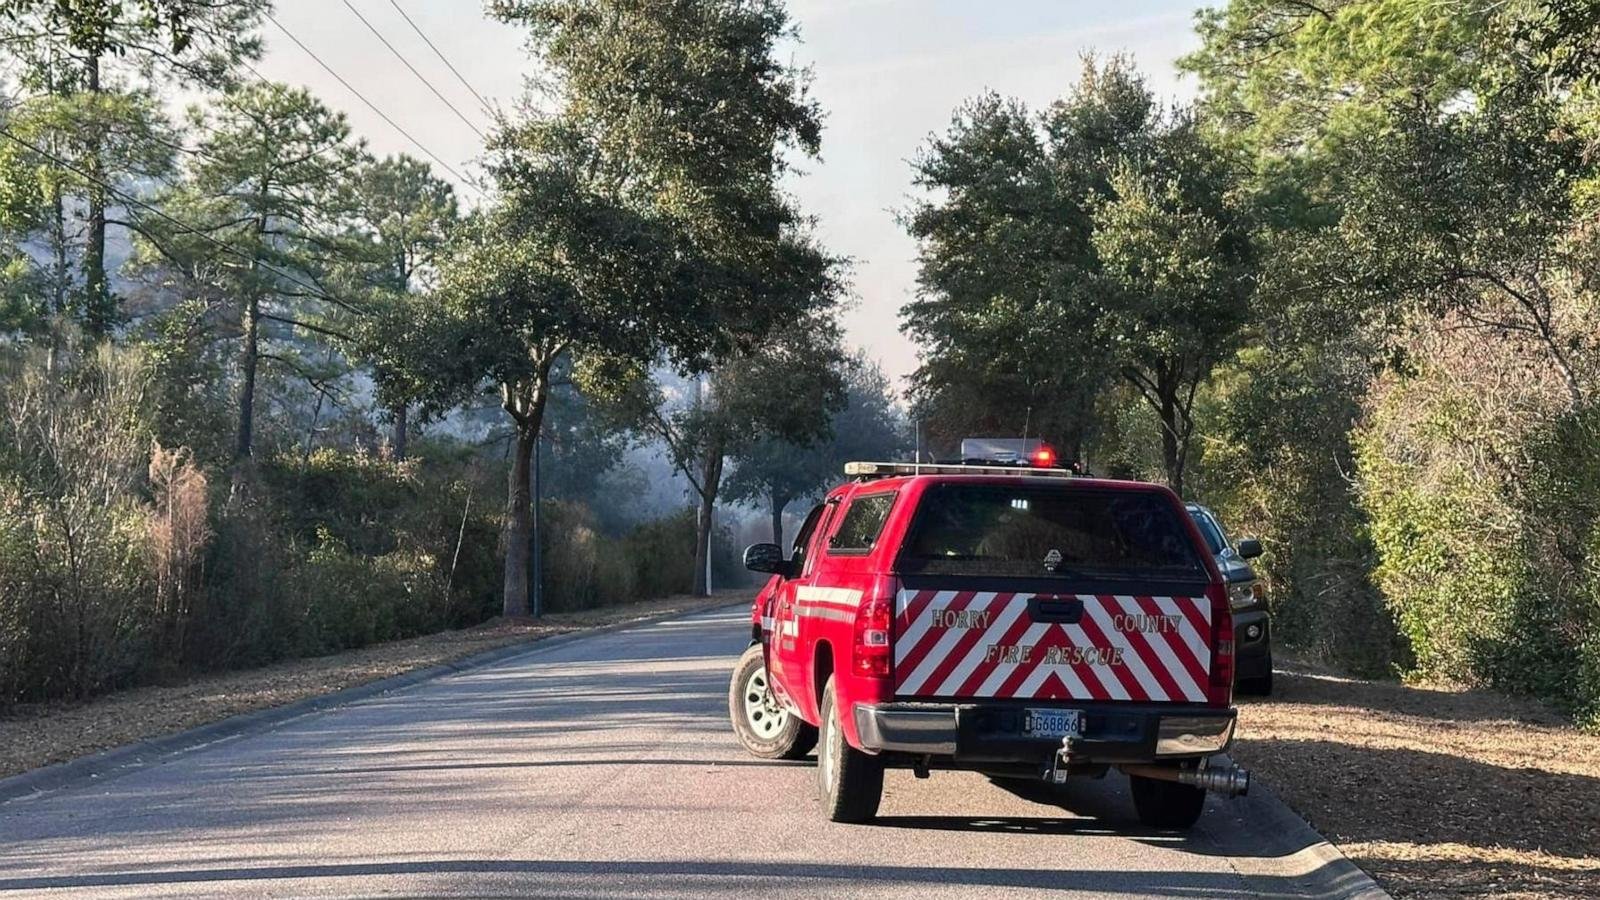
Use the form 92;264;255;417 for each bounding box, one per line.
729;644;815;760
1130;769;1207;829
817;677;883;823
1237;650;1274;696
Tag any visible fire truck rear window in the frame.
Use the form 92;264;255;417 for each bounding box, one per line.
897;484;1203;578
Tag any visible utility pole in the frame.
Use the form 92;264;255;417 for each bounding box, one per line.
701;375;712;595
529;433;543;618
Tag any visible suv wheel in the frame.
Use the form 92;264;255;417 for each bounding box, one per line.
1237;650;1274;696
1129;768;1207;829
817;677;883;823
729;644;816;760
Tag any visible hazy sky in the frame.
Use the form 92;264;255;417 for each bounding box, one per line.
257;0;1210;389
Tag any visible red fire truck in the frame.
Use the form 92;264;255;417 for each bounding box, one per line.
728;451;1248;828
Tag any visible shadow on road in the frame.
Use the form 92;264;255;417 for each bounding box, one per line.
269;757;810;778
0;856;1357;897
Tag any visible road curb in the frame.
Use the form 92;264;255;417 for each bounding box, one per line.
1207;757;1393;899
0;600;746;807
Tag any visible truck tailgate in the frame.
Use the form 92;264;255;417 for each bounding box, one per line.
892;589;1213;702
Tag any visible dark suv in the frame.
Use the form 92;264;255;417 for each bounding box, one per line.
1186;504;1271;696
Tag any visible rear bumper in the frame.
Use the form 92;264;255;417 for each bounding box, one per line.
854;701;1235;765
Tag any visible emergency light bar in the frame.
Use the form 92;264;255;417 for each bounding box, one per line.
844;461;1077;480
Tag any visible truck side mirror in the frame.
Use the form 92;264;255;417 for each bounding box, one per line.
744;543;795;578
1236;538;1264;560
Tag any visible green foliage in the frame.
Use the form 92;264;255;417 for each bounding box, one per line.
0;86;175;331
0;346;157;702
0;0;267;336
0;0;826;709
1353;336;1600;722
902;89;1109;457
392;0;841;613
345;154;459;446
0;341;710;707
1177;0;1600;726
0;0;265;80
724;352;907;542
287;528;447;655
904;57;1253;491
1191;339;1405;675
134;81;369;460
638;320;847;594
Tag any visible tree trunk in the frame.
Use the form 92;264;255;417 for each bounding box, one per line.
83;55;111;339
49;182;68;312
1158;378;1183;498
692;442;725;598
502;423;535;618
391;404;409;460
769;490;787;549
500;365;554;618
234;293;259;461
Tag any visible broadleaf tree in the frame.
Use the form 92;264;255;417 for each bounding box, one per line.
391;0;837;616
902;91;1112;461
724;352;906;547
905;58;1253;492
639;318;848;595
1089;116;1254;496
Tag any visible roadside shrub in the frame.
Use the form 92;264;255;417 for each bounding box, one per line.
259;449;421;555
0;347;159;704
534;503;732;611
1192;344;1405;676
620;507;701;601
286;528;448;654
0;343;723;709
189;486;295;670
1355;316;1600;721
537;500;637;612
147;444;210;664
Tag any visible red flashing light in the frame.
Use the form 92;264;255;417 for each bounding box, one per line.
1030;445;1057;468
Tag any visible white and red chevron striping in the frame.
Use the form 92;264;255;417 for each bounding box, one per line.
891;591;1212;702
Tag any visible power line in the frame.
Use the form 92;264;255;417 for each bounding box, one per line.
340;0;486;140
386;0;497;118
265;13;483;195
0;122;352;313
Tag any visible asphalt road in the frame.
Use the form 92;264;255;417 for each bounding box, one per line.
0;606;1367;899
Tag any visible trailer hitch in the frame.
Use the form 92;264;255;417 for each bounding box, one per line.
1041;734;1078;784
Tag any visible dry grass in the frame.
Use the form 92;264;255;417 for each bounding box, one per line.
1234;658;1600;899
0;590;747;781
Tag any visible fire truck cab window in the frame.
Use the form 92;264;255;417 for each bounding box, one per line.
898;485;1202;578
828;492;897;554
790;503;827;573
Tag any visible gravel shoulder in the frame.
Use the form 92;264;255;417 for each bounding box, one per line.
1232;657;1600;899
0;590;747;781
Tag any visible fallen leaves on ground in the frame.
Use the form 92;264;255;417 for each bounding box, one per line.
1234;660;1600;899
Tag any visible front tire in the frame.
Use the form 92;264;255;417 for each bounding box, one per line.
817;677;883;823
729;644;815;760
1130;769;1207;829
1237;649;1274;696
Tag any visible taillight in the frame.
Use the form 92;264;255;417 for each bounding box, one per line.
853;594;892;678
1207;582;1235;707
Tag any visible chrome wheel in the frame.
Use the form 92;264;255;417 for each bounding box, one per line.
741;664;788;740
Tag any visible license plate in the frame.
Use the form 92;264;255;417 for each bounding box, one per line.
1024;709;1083;739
